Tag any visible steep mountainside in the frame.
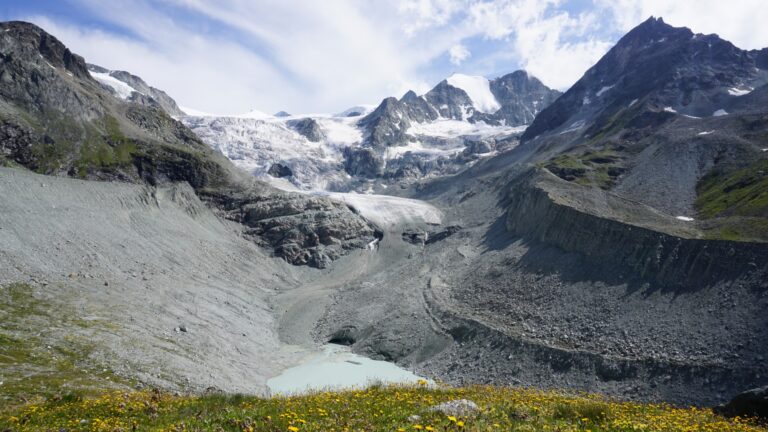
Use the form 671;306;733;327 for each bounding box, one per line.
516;17;768;241
0;21;378;267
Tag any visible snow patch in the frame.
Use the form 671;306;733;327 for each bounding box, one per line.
596;85;614;97
728;87;753;96
321;192;443;227
712;109;728;117
90;72;139;100
445;74;501;114
676;216;694;222
559;120;585;135
663;107;677;113
582;96;591;105
628;98;639;108
698;130;715;135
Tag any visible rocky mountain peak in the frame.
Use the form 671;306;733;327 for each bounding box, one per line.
399;90;420;102
1;21;91;81
521;17;768;142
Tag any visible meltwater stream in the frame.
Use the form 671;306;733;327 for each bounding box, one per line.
266;345;429;395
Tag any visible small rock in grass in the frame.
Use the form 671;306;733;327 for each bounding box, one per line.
429;399;480;417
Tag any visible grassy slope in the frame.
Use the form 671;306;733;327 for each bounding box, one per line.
696;158;768;241
1;386;765;432
0;283;131;410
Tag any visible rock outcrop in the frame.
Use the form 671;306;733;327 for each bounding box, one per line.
715;386;768;420
287;117;324;142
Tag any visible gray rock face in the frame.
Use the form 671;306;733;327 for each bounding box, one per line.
267;162;293;178
87;63;185;117
358;97;412;149
488;70;562;125
0;120;34;166
423;80;475;120
343;147;384;178
287;117;324;142
715;386;768;420
203;187;382;268
399;90;438;123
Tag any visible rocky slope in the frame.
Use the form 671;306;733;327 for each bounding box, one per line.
0;20;378;267
310;18;768;406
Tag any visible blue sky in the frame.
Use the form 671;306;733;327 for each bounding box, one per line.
3;0;766;114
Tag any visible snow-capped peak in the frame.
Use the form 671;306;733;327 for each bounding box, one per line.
445;73;501;114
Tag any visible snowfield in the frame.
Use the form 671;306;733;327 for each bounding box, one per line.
90;71;139;99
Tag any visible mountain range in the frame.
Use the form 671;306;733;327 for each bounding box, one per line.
1;16;767;411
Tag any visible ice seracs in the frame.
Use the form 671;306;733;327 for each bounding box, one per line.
445;73;501;113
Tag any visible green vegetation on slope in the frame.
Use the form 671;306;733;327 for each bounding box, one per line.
0;283;131;409
1;386;764;432
543;146;626;190
696;158;768;241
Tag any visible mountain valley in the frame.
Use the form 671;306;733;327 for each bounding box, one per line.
1;15;767;419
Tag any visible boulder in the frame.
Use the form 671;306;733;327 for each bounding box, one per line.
715;386;768;420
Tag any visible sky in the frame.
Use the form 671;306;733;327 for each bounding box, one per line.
2;0;766;115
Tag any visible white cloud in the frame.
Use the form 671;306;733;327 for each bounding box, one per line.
597;0;768;50
449;44;471;65
14;0;768;113
463;0;612;89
